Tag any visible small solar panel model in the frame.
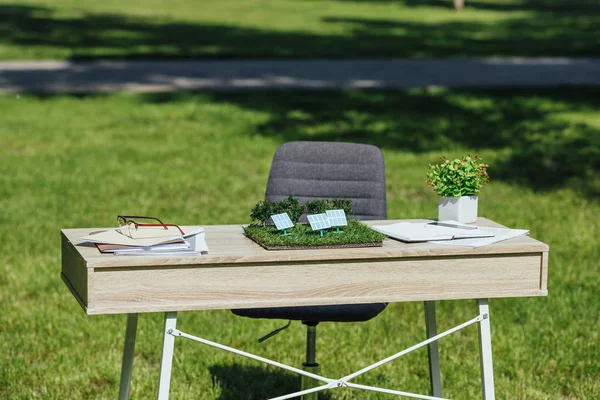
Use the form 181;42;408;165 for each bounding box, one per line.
270;213;294;235
326;209;348;233
307;213;332;237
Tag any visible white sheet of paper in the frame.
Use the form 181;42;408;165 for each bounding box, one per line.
80;229;181;247
107;241;191;253
80;226;204;247
113;231;209;256
430;226;529;248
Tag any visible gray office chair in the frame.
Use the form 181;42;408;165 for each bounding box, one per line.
232;141;388;393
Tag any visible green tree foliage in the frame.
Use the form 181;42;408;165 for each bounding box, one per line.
278;196;304;223
304;199;328;215
250;196;305;224
426;155;489;198
250;200;276;225
251;197;354;224
329;198;352;215
305;198;352;215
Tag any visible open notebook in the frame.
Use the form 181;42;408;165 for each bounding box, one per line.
371;221;495;242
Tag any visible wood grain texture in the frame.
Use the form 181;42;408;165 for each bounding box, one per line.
86;254;546;315
61;233;89;308
61;218;549;269
540;251;549;291
60;218;550;315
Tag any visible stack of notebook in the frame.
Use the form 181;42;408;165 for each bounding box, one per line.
80;226;208;256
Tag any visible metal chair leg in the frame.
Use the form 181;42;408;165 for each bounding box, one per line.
301;323;319;400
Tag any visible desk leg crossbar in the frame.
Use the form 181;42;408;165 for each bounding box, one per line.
165;312;487;400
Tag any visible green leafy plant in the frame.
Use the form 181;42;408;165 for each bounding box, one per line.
328;198;352;215
304;199;328;214
305;198;353;215
251;197;354;225
278;196;304;223
250;196;305;225
426;155;490;198
250;200;275;225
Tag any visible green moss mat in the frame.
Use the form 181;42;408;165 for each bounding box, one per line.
243;219;386;250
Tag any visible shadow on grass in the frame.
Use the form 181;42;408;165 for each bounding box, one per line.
338;0;600;13
20;88;600;198
141;88;600;198
0;2;599;59
399;0;600;13
209;363;333;400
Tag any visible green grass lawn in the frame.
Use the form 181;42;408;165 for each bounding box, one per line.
1;0;599;60
1;88;599;399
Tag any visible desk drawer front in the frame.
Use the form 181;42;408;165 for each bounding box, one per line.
86;253;547;315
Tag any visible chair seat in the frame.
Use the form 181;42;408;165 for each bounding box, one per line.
232;303;387;323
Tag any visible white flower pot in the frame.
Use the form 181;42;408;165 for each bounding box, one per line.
438;195;478;223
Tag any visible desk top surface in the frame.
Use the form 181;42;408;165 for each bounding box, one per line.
61;218;549;269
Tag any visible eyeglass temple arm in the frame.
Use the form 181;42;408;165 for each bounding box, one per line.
118;216;165;224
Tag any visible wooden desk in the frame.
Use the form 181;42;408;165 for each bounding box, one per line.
61;218;549;400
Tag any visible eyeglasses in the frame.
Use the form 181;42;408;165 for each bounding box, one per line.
117;215;185;238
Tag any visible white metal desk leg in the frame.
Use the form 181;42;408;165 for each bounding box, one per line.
424;301;442;397
119;313;139;400
477;299;495;400
157;312;177;400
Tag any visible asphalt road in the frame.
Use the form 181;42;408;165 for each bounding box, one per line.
1;58;599;93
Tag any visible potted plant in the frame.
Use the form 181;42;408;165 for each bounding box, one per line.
426;155;490;223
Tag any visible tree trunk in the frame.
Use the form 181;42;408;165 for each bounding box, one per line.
454;0;464;12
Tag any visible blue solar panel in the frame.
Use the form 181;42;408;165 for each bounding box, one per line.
326;209;348;227
307;213;332;231
271;213;294;230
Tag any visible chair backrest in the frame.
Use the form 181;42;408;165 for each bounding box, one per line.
265;141;387;220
